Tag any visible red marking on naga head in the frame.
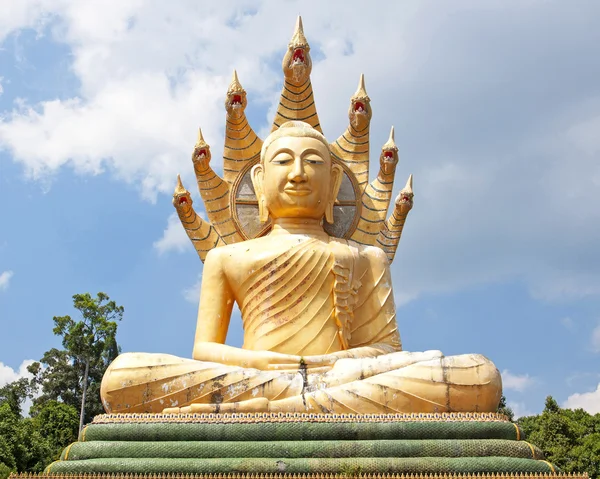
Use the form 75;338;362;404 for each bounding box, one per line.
293;48;305;63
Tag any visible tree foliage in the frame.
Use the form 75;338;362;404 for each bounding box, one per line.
497;394;515;422
0;292;122;476
518;396;600;479
29;292;123;428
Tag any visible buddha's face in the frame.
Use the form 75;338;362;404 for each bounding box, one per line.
253;135;341;221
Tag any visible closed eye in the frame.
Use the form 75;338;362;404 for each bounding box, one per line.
271;154;293;165
304;156;324;165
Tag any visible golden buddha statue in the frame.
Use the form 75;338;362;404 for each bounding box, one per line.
100;120;501;415
100;17;501;416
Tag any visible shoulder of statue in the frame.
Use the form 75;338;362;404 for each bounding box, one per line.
340;239;391;270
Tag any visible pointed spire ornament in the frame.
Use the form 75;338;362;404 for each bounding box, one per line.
290;15;308;47
227;69;245;95
195;128;206;147
383;126;397;151
354;73;369;100
174;174;187;195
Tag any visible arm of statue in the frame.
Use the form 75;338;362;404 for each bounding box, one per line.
173;176;225;263
376;174;414;263
193;248;312;370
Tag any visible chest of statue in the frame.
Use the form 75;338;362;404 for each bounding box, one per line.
227;236;357;355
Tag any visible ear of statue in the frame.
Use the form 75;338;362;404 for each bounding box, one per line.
326;163;343;224
251;163;269;223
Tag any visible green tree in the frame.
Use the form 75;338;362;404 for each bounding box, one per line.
0;402;47;475
497;394;515;422
30;401;79;466
29;292;123;431
0;378;33;417
519;396;600;479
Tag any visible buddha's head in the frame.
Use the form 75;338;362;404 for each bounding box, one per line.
251;121;342;224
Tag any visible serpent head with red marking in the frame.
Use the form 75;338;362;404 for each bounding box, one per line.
395;174;414;214
192;128;212;172
173;175;193;212
349;74;372;131
380;126;399;176
225;70;248;121
282;16;312;85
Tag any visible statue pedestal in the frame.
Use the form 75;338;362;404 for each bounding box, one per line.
27;412;584;478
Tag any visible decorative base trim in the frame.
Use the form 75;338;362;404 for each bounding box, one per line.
91;412;511;424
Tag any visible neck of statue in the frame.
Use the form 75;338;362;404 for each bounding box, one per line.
270;217;328;239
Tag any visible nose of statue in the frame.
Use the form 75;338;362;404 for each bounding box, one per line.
288;158;308;183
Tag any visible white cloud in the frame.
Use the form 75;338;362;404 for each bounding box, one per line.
153;212;191;255
502;370;535;392
0;270;14;291
591;324;600;353
0;359;35;387
183;276;202;304
560;316;575;330
563;383;600;414
0;1;599;303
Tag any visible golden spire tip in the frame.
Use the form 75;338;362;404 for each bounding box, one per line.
389;126;395;142
296;16;304;34
290;15;308;46
228;69;243;91
196;127;205;143
354;73;368;98
405;174;413;190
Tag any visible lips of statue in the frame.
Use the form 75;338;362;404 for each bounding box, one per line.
261;137;332;220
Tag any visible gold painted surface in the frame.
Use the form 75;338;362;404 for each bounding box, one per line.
174;16;413;258
271;17;322;133
376;175;414;263
172;175;225;262
223;71;263;185
330;74;371;192
350;127;399;246
192;129;243;245
101;121;502;415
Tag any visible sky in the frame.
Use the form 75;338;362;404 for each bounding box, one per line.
0;0;599;418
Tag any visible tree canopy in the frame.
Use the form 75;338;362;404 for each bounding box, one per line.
0;292;122;478
518;396;600;478
28;292;123;429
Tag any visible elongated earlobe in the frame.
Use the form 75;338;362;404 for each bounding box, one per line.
326;163;343;224
251;164;269;223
